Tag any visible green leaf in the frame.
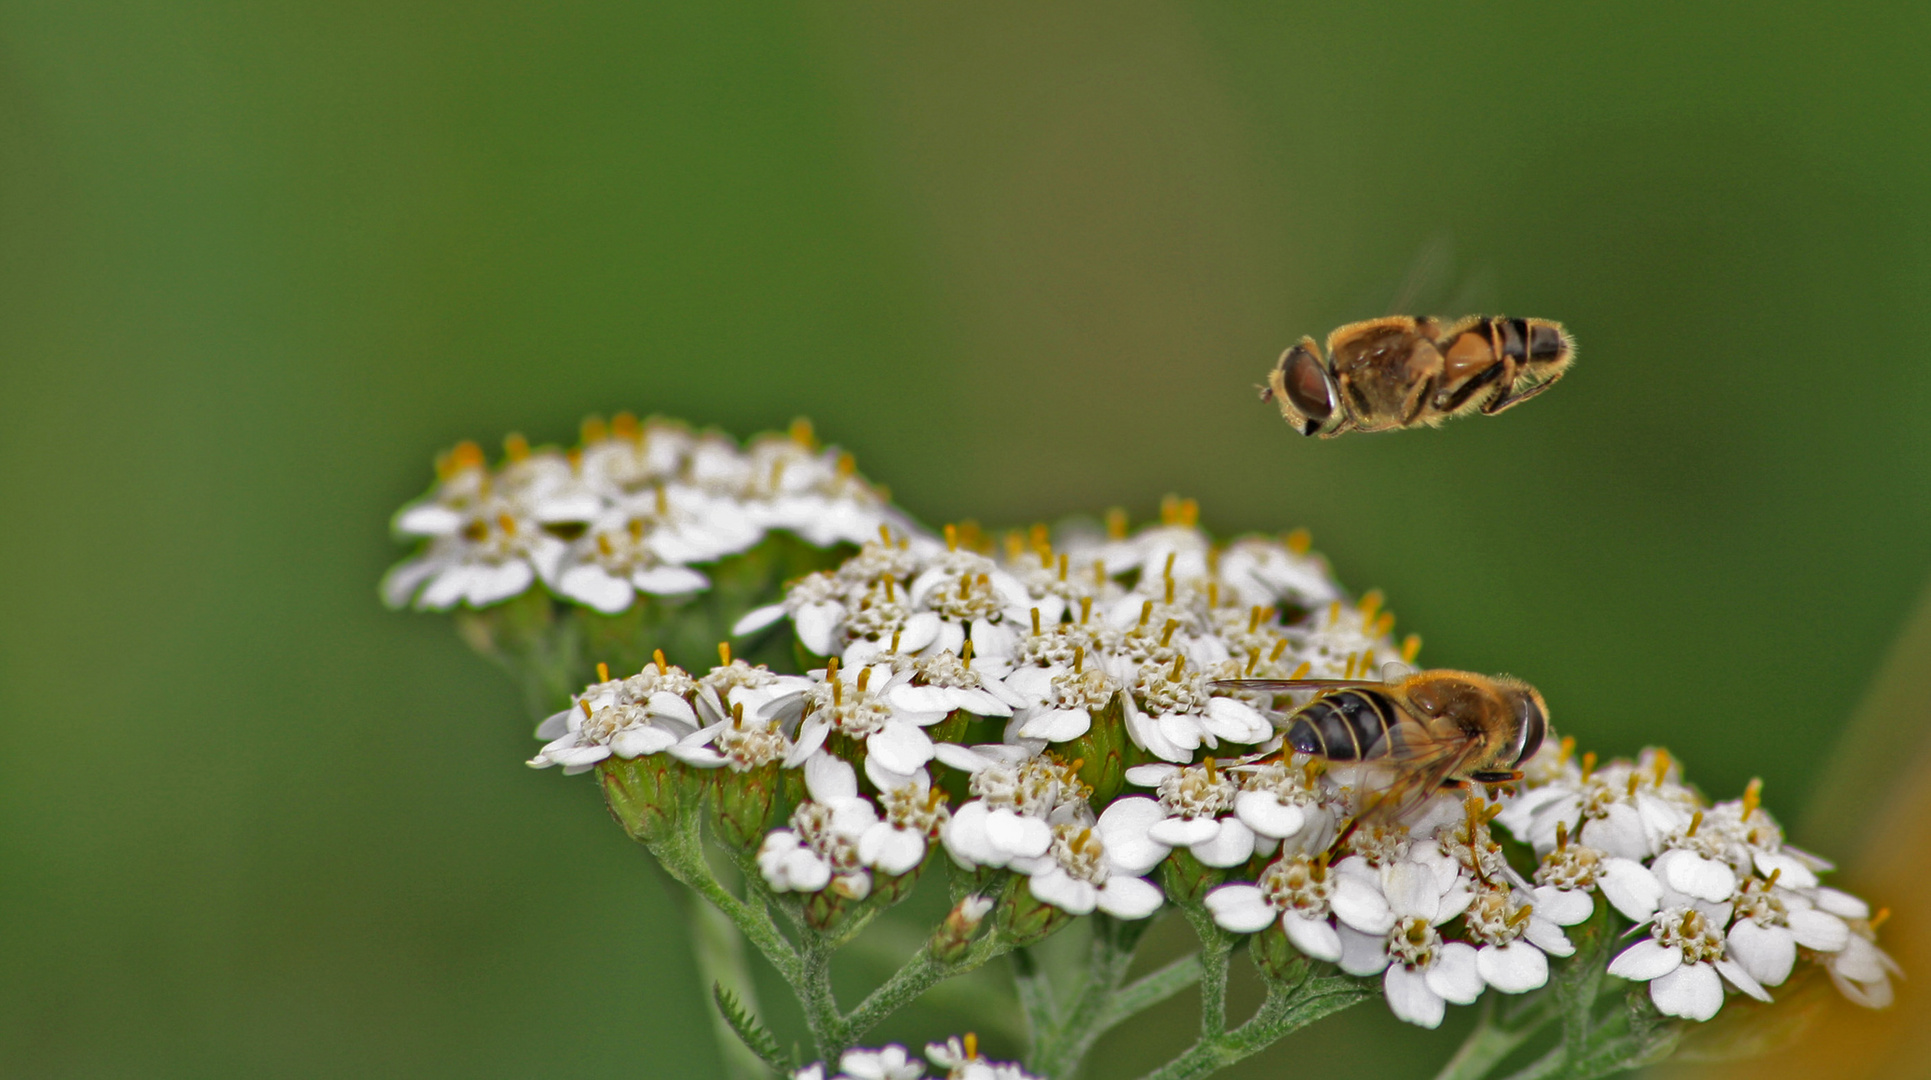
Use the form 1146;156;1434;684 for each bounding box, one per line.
713;982;792;1076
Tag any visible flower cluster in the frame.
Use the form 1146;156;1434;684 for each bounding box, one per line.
530;506;1895;1033
1501;750;1898;1018
794;1037;1039;1080
382;416;905;612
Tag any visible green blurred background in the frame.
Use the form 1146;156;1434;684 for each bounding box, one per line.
4;2;1929;1076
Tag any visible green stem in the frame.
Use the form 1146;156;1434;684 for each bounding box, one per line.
648;819;801;984
798;933;847;1061
1176;903;1234;1039
1098;952;1204;1030
1012;948;1059;1049
686;894;777;1080
1131;973;1375;1080
842;930;1016;1044
1430;995;1549;1080
1030;918;1171;1080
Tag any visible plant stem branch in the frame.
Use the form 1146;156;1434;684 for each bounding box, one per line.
1430;996;1549;1080
1131;973;1375;1080
1012;948;1059;1050
841;930;1016;1045
1029;918;1173;1080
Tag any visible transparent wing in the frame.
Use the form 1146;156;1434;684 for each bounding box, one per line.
1353;723;1486;825
1209;677;1389;693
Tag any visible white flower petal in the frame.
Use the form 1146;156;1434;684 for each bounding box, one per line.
535;708;573;740
784;717;832;767
1201;697;1272;743
1715;957;1773;1002
986;808;1053;859
1336;923;1391;976
1381;861;1443;922
1017;708;1092;742
467;560;535;605
1190;818;1257;868
1122;695;1190;763
1608;939;1683;982
557;564;636;613
611;726;677;758
889;684;957;714
1095;875;1164;919
1727;920;1796;987
861;826;927;876
1205;885;1276;933
1331;874;1395;935
1029;868;1098;915
1651;962;1724;1021
1522;915;1574;958
732;603;788;636
1752;850;1819;890
795;601;844;657
1532;885;1596;926
1234;792;1307;840
943;803;997;867
1283;913;1343;962
1786;907;1851;952
805;751;860;801
1149;817;1222;847
1598;857;1663;923
1478;943;1550;994
1385;965;1446;1029
631;565;709;595
1097;797;1172;875
1427;942;1484;1005
1581;803;1651;860
1660;851;1737;903
865;720;935;775
1809;887;1870;921
898;611;942;653
1124;764;1180;787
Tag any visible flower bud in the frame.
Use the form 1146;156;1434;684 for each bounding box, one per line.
1249;922;1311;985
994;874;1074;947
929;894;994;963
1069;693;1127;807
1160;847;1225;904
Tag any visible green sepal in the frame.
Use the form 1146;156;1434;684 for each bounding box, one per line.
712;761;781;851
1160;847;1226;904
599;753;698;845
1071;692;1128;808
1248;921;1312;986
994;873;1074;947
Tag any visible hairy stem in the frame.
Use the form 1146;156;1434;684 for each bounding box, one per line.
1029;917;1170;1080
648;819;801;984
1430;995;1548;1080
1131;973;1375;1080
841;929;1016;1044
798;934;847;1061
1176;903;1234;1040
681;884;774;1080
1012;948;1059;1050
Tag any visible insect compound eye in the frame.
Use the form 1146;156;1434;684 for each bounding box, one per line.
1279;344;1335;430
1528;323;1568;363
1512;693;1547;765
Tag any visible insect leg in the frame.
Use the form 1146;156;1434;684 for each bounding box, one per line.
1481;369;1566;414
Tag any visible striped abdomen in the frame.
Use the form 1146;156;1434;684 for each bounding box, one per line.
1285;689;1399;762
